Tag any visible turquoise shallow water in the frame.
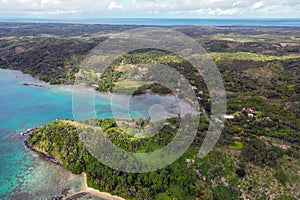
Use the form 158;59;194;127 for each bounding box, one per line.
0;69;90;199
0;69;137;199
0;69;185;199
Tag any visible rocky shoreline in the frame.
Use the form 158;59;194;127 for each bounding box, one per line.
24;138;124;200
24;139;62;167
20;128;35;136
50;192;88;200
22;83;44;88
24;139;89;200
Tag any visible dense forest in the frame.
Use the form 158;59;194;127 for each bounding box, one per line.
28;112;299;199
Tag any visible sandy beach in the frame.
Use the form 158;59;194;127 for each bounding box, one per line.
81;172;126;200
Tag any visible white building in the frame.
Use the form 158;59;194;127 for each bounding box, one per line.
223;115;235;119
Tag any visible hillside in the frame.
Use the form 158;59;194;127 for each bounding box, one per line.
28;115;299;199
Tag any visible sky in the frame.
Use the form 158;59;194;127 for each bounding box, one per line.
0;0;299;19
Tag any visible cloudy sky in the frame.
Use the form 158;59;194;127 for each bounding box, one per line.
0;0;299;19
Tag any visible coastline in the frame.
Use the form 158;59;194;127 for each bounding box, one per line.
5;68;185;98
24;137;125;200
24;139;62;167
6;69;199;115
81;172;126;200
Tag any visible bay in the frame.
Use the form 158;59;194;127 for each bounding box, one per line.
0;69;189;199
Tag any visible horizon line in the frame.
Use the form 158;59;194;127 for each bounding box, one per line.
1;17;300;20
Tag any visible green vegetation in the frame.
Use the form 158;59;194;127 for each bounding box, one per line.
210;52;300;61
229;141;244;150
29;119;200;199
241;138;283;167
0;35;105;84
155;193;172;200
2;23;299;199
275;171;287;186
29;113;300;199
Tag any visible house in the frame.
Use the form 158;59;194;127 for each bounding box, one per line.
186;159;195;164
223;115;235;120
244;107;254;117
247;107;254;114
248;113;254;118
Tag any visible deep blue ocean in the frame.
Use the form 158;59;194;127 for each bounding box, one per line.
1;18;300;26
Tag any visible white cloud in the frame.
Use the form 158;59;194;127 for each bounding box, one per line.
41;0;62;5
18;0;41;6
232;0;243;7
0;0;299;18
218;8;239;15
108;1;123;10
207;8;239;15
251;1;264;9
207;0;227;4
